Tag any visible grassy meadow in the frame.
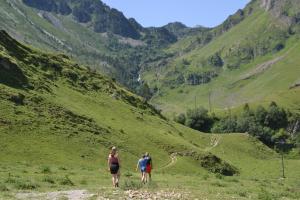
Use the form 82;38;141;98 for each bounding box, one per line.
0;3;300;199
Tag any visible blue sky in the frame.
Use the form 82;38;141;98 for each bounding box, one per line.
101;0;251;28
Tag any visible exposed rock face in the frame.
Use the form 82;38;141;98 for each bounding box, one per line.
22;0;141;39
260;0;300;26
22;0;72;15
261;0;275;11
0;57;28;89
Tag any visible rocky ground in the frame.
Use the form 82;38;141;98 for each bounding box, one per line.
15;189;190;200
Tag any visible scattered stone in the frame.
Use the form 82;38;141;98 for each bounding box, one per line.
124;189;188;200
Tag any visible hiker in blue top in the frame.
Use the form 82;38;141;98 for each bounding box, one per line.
136;154;147;183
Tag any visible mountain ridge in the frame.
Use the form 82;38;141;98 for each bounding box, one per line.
1;1;300;198
141;0;300;115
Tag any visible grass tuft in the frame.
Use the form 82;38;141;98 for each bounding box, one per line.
43;176;55;184
41;166;52;174
0;183;9;192
121;179;143;190
59;176;74;186
14;180;39;190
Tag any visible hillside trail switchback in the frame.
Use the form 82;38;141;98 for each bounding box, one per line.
204;135;222;152
158;153;178;170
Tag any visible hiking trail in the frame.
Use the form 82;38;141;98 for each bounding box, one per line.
16;188;188;200
16;190;94;200
205;135;222;152
159;153;178;170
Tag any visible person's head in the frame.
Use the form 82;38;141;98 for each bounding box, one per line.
111;146;117;155
145;152;149;157
142;154;145;159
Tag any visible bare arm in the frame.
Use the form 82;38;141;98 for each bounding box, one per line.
107;156;110;170
136;160;139;171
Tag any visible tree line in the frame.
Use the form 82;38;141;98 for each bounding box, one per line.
175;102;300;150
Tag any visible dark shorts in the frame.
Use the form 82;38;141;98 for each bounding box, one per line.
110;164;119;174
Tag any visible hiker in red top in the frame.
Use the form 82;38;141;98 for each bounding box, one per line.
145;152;153;182
107;146;120;187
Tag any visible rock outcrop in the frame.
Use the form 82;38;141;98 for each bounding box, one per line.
261;0;274;11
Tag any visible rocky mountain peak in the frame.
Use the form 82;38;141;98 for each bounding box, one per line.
22;0;141;39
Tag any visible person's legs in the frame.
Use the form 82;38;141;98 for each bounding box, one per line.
143;172;147;183
112;174;117;187
116;170;120;187
145;172;148;183
140;171;144;182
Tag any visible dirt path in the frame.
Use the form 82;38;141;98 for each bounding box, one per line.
239;55;285;81
205;135;221;152
125;189;188;199
235;43;298;85
159;153;178;170
16;188;188;200
16;190;94;200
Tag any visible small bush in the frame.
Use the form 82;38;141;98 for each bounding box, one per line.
43;176;55;184
174;113;186;125
258;188;274;200
5;177;17;184
202;174;210;180
15;181;39;190
124;171;133;177
59;166;68;171
41;166;52;174
200;154;239;176
59;176;74;186
215;173;224;179
211;181;226;187
0;184;9;191
238;191;248;197
9;93;25;105
121;179;143;190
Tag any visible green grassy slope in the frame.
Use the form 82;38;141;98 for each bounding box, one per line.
0;0;157;90
151;36;300;115
142;1;300;116
0;0;187;92
0;0;112;69
0;30;299;199
0;30;226;188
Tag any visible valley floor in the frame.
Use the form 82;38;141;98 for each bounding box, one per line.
1;172;300;200
1;133;299;200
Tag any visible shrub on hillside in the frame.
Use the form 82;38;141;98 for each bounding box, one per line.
265;102;288;130
186;71;218;85
174;113;186;125
0;183;9;192
176;101;298;149
59;176;74;186
185;107;214;132
15;180;39;190
200;154;239;176
208;53;224;67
